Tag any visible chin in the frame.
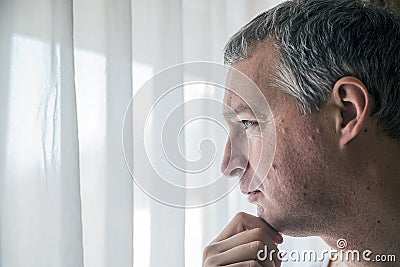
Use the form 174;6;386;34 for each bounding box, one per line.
256;205;281;232
256;204;317;236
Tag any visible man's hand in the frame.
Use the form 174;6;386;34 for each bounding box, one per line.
203;212;283;267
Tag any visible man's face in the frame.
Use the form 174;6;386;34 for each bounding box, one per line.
222;42;345;236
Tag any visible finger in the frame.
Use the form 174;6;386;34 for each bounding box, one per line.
223;260;263;267
214;212;283;244
258;217;283;245
205;240;274;266
203;228;280;266
205;230;281;267
211;228;279;254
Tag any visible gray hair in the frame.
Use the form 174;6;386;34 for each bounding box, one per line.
224;0;400;139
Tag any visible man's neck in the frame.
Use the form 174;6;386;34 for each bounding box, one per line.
324;216;400;266
322;154;400;266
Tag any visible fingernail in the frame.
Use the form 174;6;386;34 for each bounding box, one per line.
275;233;283;244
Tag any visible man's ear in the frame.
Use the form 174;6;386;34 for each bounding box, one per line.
332;76;371;148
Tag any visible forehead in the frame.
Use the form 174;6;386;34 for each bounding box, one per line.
223;41;280;115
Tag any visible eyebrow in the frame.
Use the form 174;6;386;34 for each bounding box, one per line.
223;104;255;120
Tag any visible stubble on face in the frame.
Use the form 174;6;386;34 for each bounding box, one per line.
225;41;348;236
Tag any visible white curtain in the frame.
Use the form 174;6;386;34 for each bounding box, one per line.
0;0;85;266
0;1;327;267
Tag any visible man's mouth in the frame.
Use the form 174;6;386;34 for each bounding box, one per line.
246;190;262;203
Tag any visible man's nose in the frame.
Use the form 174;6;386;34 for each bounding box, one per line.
220;137;248;178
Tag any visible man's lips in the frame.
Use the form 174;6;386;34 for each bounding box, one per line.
243;190;262;203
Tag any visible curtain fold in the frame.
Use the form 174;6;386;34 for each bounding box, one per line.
0;0;84;266
74;0;133;266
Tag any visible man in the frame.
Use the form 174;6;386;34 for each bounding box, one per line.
203;0;400;266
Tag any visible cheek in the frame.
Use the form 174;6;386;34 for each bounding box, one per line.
270;119;330;195
249;139;262;161
248;138;263;175
248;135;274;179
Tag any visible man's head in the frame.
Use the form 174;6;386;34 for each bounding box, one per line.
221;0;400;238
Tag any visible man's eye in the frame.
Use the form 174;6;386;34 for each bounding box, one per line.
241;120;258;129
